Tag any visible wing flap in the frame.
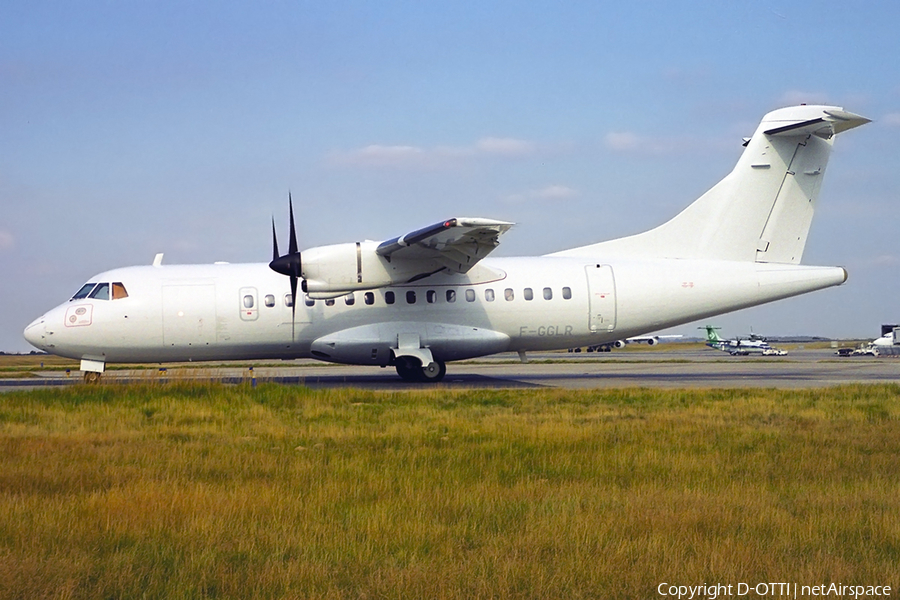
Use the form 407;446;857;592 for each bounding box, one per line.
377;217;513;274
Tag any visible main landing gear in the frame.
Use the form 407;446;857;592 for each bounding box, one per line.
395;358;447;383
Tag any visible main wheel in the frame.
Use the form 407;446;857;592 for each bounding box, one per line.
395;361;422;382
419;361;446;383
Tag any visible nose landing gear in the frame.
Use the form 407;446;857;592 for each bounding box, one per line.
83;371;102;384
80;358;105;385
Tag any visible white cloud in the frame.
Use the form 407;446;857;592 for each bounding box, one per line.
502;184;579;204
662;66;712;87
778;90;829;106
329;137;537;168
0;231;14;250
332;144;426;167
604;131;684;154
871;254;900;266
603;130;733;155
474;137;537;156
604;131;641;151
882;113;900;127
533;184;578;200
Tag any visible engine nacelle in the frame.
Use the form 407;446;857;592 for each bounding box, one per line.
301;241;426;298
613;340;626;349
646;337;658;346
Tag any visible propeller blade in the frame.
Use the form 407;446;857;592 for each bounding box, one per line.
289;275;298;340
288;192;298;256
269;194;302;279
267;193;303;341
269;192;303;341
271;218;279;263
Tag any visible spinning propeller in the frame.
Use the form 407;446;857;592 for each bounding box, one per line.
269;194;303;337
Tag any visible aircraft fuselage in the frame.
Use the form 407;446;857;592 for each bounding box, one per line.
24;255;846;366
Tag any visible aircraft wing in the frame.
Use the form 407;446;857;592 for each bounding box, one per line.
376;218;514;274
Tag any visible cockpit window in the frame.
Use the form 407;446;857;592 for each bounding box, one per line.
71;283;97;300
89;283;110;300
112;282;129;300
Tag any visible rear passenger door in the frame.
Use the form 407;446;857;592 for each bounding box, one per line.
585;264;616;333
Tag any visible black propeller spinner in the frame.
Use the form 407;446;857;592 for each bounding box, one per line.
269;194;303;336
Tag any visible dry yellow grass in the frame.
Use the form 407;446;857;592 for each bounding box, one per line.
1;383;898;598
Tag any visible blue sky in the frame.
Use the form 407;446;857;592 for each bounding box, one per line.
2;0;899;351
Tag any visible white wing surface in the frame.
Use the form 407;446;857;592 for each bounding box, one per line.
376;217;513;274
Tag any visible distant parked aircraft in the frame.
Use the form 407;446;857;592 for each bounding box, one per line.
701;326;786;356
853;324;900;356
574;334;683;353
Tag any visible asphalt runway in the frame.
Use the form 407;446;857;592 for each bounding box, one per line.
3;348;899;391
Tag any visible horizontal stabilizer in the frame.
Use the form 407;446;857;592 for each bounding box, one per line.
764;108;870;138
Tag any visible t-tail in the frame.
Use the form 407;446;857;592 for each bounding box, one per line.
553;105;869;263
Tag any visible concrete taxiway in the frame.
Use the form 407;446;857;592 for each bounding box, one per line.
3;348;898;391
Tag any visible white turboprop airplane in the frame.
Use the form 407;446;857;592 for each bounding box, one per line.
24;105;869;383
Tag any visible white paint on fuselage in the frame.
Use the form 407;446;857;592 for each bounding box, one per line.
24;255;846;365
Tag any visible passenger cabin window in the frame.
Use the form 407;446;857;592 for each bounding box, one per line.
71;283;97;300
305;296;315;307
264;294;275;308
446;290;456;303
465;289;476;302
112;282;129;300
562;287;572;300
524;288;534;301
485;289;495;302
365;292;375;305
243;294;254;309
504;288;514;301
325;298;335;306
543;287;552;300
89;283;110;301
385;291;395;305
345;293;355;306
406;291;416;304
426;290;436;304
285;294;294;307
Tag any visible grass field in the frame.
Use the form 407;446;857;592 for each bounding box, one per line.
1;383;898;599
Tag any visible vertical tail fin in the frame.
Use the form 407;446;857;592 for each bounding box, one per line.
701;326;723;343
554;105;869;263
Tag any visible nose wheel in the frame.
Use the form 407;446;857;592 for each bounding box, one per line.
395;359;446;383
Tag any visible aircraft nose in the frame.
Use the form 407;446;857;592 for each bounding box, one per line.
23;316;47;349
